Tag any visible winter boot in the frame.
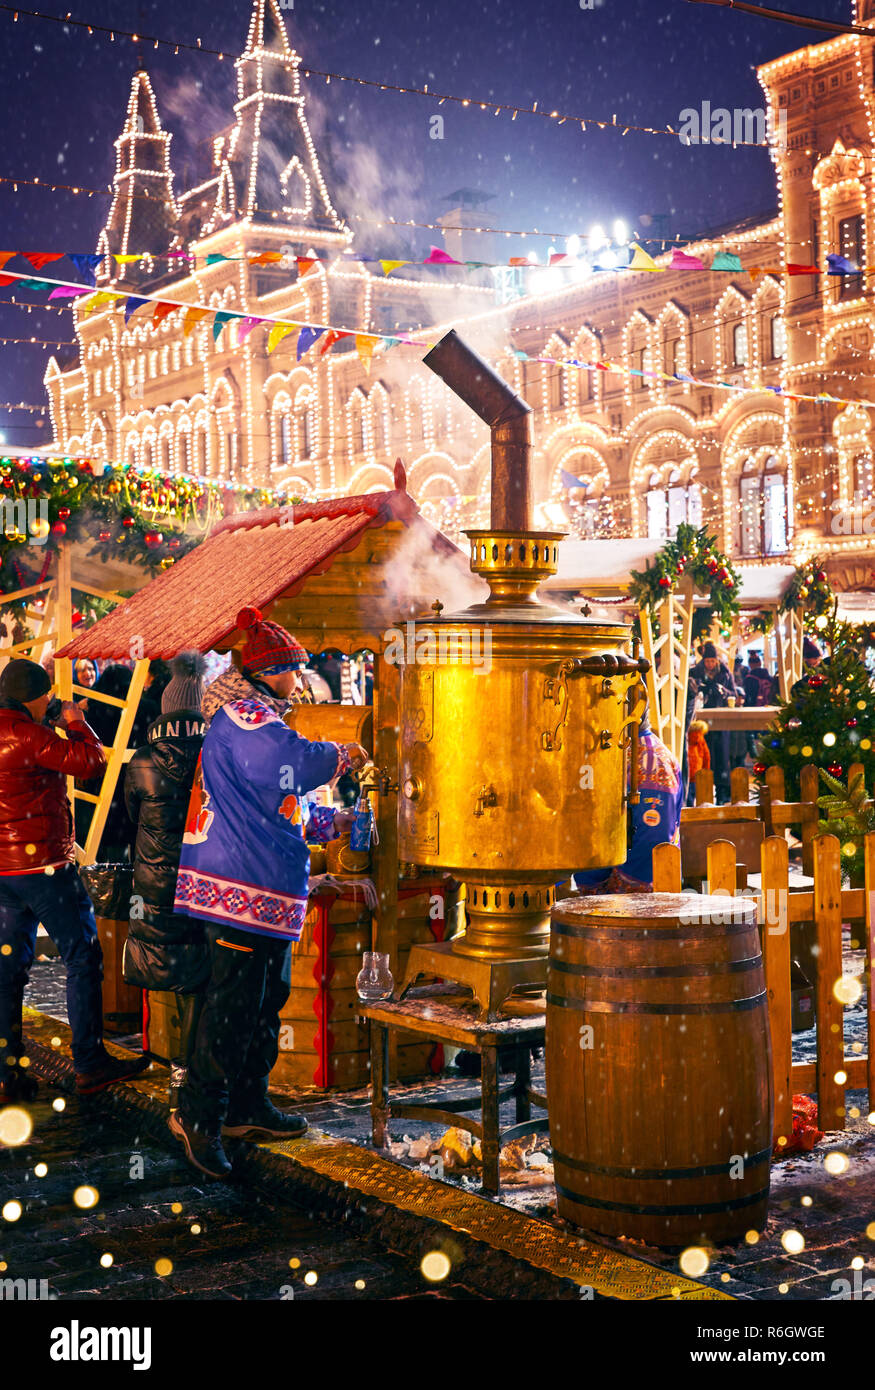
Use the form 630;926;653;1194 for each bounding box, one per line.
75;1051;151;1096
169;1111;232;1179
222;1101;308;1142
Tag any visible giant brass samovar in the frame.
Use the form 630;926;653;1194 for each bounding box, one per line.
397;331;648;1017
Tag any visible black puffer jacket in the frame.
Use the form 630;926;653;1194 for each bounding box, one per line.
123;709;209;993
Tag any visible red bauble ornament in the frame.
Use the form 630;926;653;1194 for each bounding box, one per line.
144;531;163;549
167;538;181;550
816;570;826;582
753;762;767;776
79;461;92;475
51;522;67;536
827;763;843;777
58;507;71;521
808;674;825;688
658;577;671;588
847;718;858;728
121;515;135;528
98;529;111;542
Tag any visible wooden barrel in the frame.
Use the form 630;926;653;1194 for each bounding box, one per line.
546;892;772;1246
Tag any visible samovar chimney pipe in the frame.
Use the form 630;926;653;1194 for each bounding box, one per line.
423;330;532;533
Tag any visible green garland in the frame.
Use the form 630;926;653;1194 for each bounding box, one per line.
0;456;300;617
778;558;834;629
628;522;741;629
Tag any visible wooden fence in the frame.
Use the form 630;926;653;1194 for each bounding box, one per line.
653;833;874;1145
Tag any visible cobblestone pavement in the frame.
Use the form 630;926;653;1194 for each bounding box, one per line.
17;960;875;1302
0;1085;485;1301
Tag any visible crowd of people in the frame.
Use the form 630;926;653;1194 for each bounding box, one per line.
0;606;818;1174
0;606;369;1179
683;637;820;804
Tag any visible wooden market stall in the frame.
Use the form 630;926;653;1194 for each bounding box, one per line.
538;542;801;760
0;539;155;863
55;462;485;1087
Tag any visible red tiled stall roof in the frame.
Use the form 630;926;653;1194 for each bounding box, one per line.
57;476;435;661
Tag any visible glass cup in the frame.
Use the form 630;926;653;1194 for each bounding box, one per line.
355;951;394;1003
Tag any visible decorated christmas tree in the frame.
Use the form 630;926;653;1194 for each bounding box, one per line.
756;602;875;801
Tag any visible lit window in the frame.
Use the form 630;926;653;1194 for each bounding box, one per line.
838;214;864;300
853;453;873;499
732;323;748;367
770;316;786;359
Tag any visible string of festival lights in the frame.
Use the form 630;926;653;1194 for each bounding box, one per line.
0;2;816;150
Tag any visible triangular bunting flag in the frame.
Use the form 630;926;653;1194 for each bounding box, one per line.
183;307;210;336
379;259;408;276
23;253;65;271
319;329;352;355
236;316;264;344
549;253;572;266
212;311;234;341
628;243;662;272
123;296;148;323
152;302;176;327
114;254;142;265
508;257;531;267
710;251;743;272
49;286;91;300
296;257;318;276
206;254;232;266
296;326;325;359
248;253;283;266
749;266;765;282
424;246;462;265
68;253;102;285
18;279;56;291
382;337;402;351
355;334;379;372
80;291;115;316
267;323;296;353
827;254;856;275
0;252;15;271
670;248;705;270
786;263;819;276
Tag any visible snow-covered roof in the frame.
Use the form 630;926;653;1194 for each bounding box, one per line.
735;564;797;608
538;539;660;594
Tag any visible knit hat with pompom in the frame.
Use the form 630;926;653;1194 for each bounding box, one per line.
236;606;309;676
162;650;208;714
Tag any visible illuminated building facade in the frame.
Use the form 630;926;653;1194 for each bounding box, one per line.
43;0;875;590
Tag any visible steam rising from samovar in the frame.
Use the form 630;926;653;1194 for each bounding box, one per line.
397;331;648;1017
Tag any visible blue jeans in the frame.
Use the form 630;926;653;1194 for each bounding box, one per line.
0;864;105;1073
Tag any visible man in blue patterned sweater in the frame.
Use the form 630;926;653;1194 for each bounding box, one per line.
170;606;368;1179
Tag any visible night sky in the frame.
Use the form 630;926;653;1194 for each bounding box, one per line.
0;0;849;447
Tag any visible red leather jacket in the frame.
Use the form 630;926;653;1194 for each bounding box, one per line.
0;702;106;872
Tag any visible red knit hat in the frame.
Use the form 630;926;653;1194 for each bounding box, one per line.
236;606;308;675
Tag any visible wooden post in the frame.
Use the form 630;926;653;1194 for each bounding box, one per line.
639;575;694;764
813;835;845;1129
848;761;865;791
730;766;751;804
373;653;400;1078
80;658;150;865
706;838;736;897
865;833;875;1111
761;835;792;1145
799;763;820;879
774;607;804;702
652;842;682;892
694;767;715;805
765;765;786;804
